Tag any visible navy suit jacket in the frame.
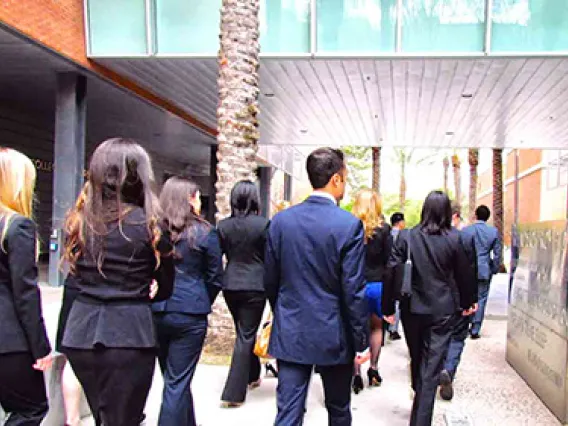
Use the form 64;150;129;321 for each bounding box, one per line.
462;221;502;281
264;196;369;366
153;227;223;315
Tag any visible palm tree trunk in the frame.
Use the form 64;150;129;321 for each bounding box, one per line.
399;159;406;211
443;156;449;193
452;153;462;203
216;0;261;221
493;148;504;266
372;147;381;195
468;148;479;220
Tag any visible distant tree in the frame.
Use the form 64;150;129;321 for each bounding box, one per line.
393;148;438;211
342;146;372;195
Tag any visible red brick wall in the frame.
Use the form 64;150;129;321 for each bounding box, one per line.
0;0;215;135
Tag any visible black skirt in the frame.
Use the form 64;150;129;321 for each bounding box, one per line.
55;284;79;353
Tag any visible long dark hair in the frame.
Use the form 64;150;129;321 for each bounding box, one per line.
230;180;260;217
64;138;161;273
419;190;452;235
159;176;210;247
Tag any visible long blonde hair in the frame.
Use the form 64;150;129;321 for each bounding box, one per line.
0;147;37;248
352;189;383;241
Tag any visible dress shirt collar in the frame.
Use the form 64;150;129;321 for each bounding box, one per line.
311;191;338;205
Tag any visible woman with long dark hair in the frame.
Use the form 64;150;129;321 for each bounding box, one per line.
351;189;392;393
59;138;174;426
0;147;52;425
219;180;269;407
383;190;476;426
153;176;222;426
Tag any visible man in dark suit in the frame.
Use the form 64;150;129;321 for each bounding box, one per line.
264;148;368;426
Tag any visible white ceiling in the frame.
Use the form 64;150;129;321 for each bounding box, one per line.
98;56;568;150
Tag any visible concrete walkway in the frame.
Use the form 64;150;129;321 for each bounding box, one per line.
37;275;559;426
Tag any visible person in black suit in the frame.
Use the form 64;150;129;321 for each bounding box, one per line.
264;148;368;426
351;189;392;394
152;176;223;426
383;191;477;426
59;138;174;426
0;147;52;426
218;180;270;406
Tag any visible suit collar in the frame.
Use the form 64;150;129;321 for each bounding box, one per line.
306;194;337;206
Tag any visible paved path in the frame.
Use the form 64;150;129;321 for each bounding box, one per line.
38;275;559;426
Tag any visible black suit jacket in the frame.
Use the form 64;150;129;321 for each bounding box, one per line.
0;215;51;359
217;215;270;292
383;227;476;317
61;207;174;350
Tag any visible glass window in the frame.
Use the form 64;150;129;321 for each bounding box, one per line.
156;0;222;54
88;0;147;55
317;0;397;53
492;0;568;52
401;0;485;52
260;0;311;53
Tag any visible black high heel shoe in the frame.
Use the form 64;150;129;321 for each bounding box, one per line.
266;362;279;378
352;375;364;394
368;368;382;387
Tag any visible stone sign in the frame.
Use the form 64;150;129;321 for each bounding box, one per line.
507;220;568;422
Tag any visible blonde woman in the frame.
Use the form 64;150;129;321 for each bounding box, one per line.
351;189;393;394
0;147;52;425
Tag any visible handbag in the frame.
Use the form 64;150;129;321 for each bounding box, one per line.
254;311;273;359
400;234;413;297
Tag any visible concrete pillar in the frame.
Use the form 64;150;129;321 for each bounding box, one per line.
258;166;272;218
48;73;86;287
284;173;292;202
208;145;218;224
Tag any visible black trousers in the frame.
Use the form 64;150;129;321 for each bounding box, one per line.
0;352;48;426
221;290;266;403
275;360;353;426
401;301;456;426
66;347;155;426
155;312;207;426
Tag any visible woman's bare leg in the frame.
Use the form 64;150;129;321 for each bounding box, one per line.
62;360;82;426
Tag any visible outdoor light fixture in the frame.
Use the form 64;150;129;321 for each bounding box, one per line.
461;93;473;99
300;129;308;134
265;93;275;98
446;131;455;136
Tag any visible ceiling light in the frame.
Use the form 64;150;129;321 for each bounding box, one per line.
446;131;455;136
300;129;308;134
265;93;275;98
461;93;473;99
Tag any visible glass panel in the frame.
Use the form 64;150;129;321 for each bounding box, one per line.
88;0;147;55
156;0;222;54
260;0;310;53
317;0;397;53
402;0;485;52
492;0;568;52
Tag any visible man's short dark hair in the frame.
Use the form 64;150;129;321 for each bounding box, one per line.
391;212;405;227
476;205;491;222
306;148;345;190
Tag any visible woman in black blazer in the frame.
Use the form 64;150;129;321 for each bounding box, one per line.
59;138;174;426
0;147;52;426
152;176;223;426
383;191;477;426
218;180;270;407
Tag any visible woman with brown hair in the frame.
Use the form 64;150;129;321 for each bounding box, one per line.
0;147;52;425
59;138;174;426
351;189;393;394
153;176;223;426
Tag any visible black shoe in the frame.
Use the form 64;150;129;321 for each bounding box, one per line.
352;375;364;394
439;370;454;401
389;331;402;341
266;362;279;378
367;368;382;387
470;332;480;340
